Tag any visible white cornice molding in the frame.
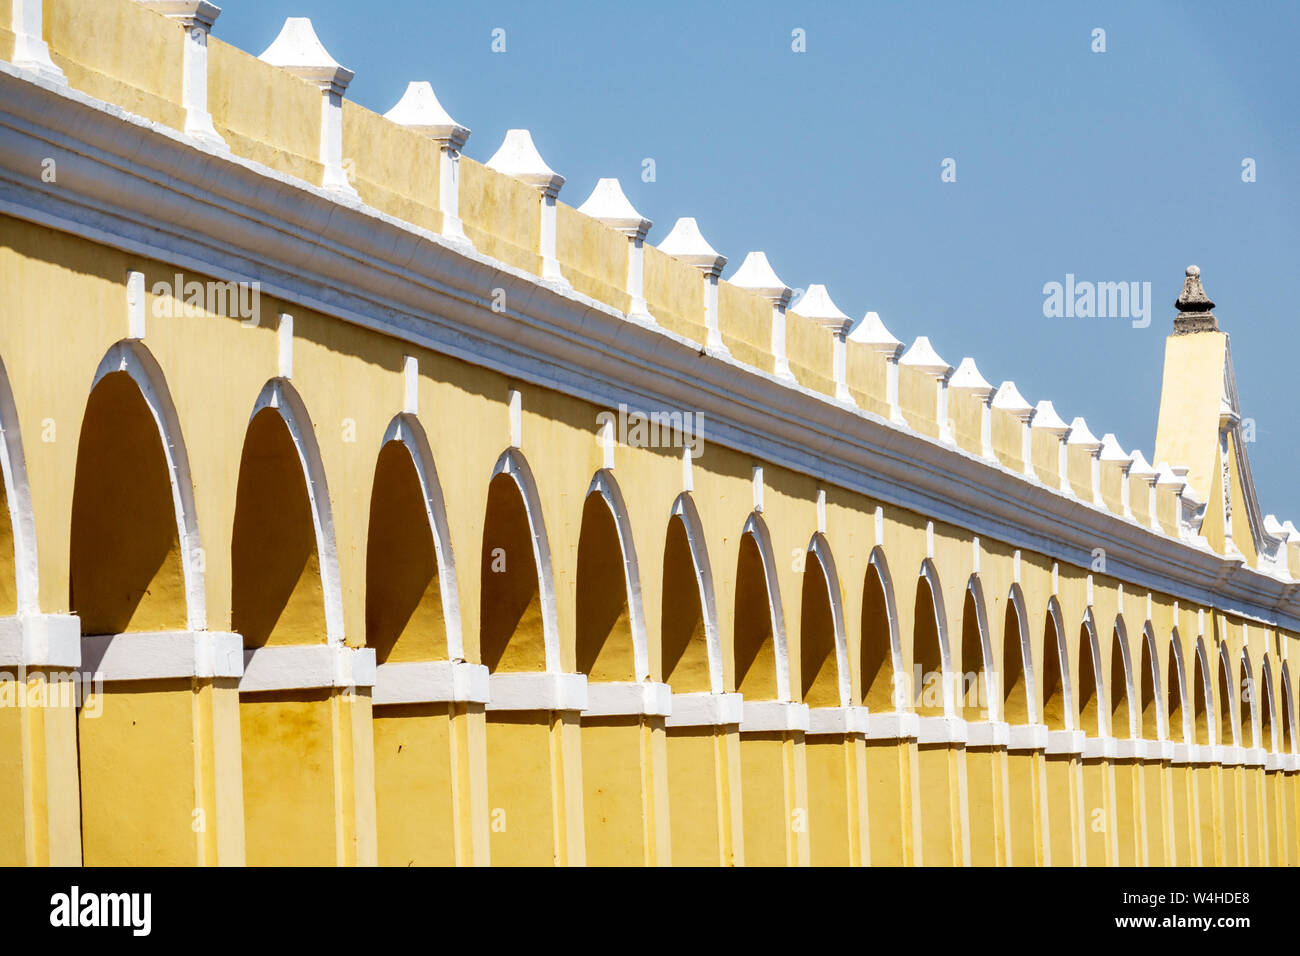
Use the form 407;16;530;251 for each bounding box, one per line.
5;66;1300;632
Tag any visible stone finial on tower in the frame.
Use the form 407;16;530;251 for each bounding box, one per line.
137;2;226;148
386;81;471;245
487;130;566;284
729;252;795;380
579;179;653;321
658;218;727;352
849;312;905;423
259;18;357;196
1173;265;1218;335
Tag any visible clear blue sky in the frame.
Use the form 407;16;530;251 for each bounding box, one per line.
217;1;1300;519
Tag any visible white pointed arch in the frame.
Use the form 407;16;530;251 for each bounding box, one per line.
1045;595;1073;730
865;545;903;706
965;574;993;674
808;531;850;708
1216;640;1238;747
1240;650;1258;749
1112;615;1136;737
90;340;205;629
490;447;561;672
1280;661;1296;753
1169;629;1190;743
740;511;790;701
1006;582;1035;723
251;378;344;645
1194;637;1214;744
378;412;463;660
586;468;649;681
1080;607;1105;734
668;492;721;694
1261;654;1279;753
1140;622;1163;739
918;557;952;713
0;355;39;614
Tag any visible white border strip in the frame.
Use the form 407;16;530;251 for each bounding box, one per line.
0;614;80;669
664;691;743;728
485;672;587;712
240;643;375;692
806;705;872;736
585;680;672;717
740;699;810;733
80;630;243;681
1006;723;1049;751
372;659;489;705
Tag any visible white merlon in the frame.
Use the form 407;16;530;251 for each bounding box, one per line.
848;311;904;423
137;2;226;149
259;18;357;197
385;81;471;246
992;381;1035;476
1129;450;1161;531
578;178;653;322
949;357;995;460
899;336;954;442
1067;416;1105;506
11;0;66;84
1100;433;1134;516
1282;519;1300;543
487;129;567;284
794;284;854;405
728;252;794;381
1031;401;1071;494
658;218;727;353
1264;514;1285;537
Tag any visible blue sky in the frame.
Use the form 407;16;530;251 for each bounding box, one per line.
217;1;1300;518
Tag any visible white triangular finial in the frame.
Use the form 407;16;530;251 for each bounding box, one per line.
1127;450;1157;478
1066;417;1102;449
791;284;851;334
384;81;469;149
899;336;952;377
658;218;726;275
577;179;651;240
991;381;1034;420
259;18;353;93
949;357;993;397
486;129;564;196
1031;400;1070;435
1099;433;1133;464
729;252;792;306
848;311;902;354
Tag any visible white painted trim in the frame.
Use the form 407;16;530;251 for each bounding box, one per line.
372;660;489;705
916;714;968;745
490;449;561;672
584;680;672;717
10;67;1300;635
1113;617;1138;738
1006;722;1049;751
0;357;39;614
0;614;81;668
251;379;344;644
1242;746;1267;767
966;719;1011;748
1045;729;1085;755
1284;754;1300;772
486;671;587;712
741;513;790;701
861;710;920;740
81;630;243;681
810;532;851;708
664;691;743;727
1007;584;1036;723
1045;595;1073;730
240;643;375;691
1082;735;1117;760
93;341;207;630
670;494;722;694
1264;753;1282;771
741;699;810;733
587;470;648;681
381;414;464;661
806;705;871;736
866;547;905;703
